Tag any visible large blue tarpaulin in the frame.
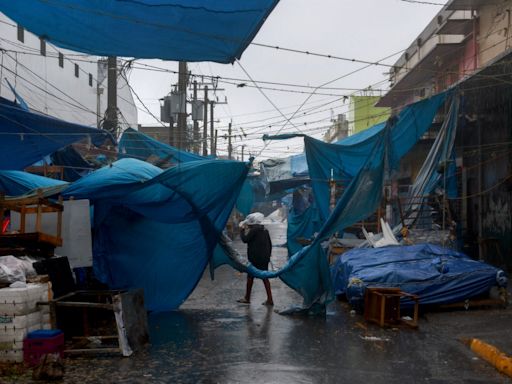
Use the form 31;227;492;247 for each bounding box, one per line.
0;170;67;196
0;97;113;170
264;92;447;221
61;158;248;310
331;244;507;308
0;0;279;63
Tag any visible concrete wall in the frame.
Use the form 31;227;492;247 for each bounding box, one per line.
478;1;512;67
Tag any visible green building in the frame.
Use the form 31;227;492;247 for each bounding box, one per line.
349;96;390;134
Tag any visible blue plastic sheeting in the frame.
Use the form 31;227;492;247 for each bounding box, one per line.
287;205;321;256
0;0;279;63
0;97;113;170
306;93;447;220
265;92;448;220
119;128;205;164
0;171;67;196
331;244;506;308
61;158;248;311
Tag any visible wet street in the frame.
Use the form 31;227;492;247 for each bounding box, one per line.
8;222;512;383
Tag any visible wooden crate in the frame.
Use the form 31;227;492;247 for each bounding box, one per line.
364;287;419;328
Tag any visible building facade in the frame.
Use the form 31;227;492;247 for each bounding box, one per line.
0;13;138;132
380;0;512;269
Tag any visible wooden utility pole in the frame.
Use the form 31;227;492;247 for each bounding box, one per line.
241;145;245;162
203;86;208;156
104;56;118;136
228;122;233;159
177;61;188;150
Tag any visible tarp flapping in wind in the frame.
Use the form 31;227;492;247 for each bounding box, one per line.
61;158;248;311
119;128;205;165
0;0;279;63
0;97;113;170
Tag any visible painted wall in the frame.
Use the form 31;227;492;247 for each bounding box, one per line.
348;96;390;134
478;1;512;67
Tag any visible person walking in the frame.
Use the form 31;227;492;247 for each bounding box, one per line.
237;213;274;306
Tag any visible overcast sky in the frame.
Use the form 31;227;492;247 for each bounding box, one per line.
128;0;445;160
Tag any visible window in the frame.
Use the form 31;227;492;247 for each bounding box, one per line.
58;52;64;68
88;73;93;87
74;63;79;78
17;25;24;42
40;38;46;56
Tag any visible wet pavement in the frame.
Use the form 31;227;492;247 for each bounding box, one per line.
6;221;512;383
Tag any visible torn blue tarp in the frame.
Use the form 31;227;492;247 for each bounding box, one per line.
0;97;114;170
265;92;448;220
61;158;248;311
0;170;67;196
119;128;205;165
331;244;507;308
0;0;279;63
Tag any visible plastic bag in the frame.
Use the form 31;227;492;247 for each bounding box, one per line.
0;255;29;284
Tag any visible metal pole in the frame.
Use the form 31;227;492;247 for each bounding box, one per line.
228;122;233;160
210;100;215;156
203;86;208;156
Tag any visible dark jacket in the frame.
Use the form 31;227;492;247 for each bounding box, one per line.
240;224;272;269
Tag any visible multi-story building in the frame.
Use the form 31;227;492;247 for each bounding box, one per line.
380;0;512;269
0;13;137;132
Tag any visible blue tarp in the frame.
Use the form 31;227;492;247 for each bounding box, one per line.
0;170;67;196
51;146;95;182
331;244;506;308
61;158;248;311
0;0;279;63
119;128;205;164
264;92;448;220
0;97;113;170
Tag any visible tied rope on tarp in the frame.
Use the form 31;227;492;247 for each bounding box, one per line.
0;0;280;63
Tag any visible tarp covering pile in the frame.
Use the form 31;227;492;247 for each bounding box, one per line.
119;128;205;165
0;97;113;170
331;244;507;308
0;0;279;63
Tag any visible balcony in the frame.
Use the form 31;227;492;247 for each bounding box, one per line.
377;34;466;108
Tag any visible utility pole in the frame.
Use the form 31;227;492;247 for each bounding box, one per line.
203;86;208;156
214;130;218;156
228;122;233;160
177;61;188;150
241;145;245;162
210;100;215;156
104;56;118;137
192;80;199;154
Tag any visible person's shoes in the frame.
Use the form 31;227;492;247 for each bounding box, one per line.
262;300;274;306
237;298;250;304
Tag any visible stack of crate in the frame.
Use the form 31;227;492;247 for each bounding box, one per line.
0;283;52;363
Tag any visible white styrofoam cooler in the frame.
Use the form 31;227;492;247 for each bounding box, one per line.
0;283;49;316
